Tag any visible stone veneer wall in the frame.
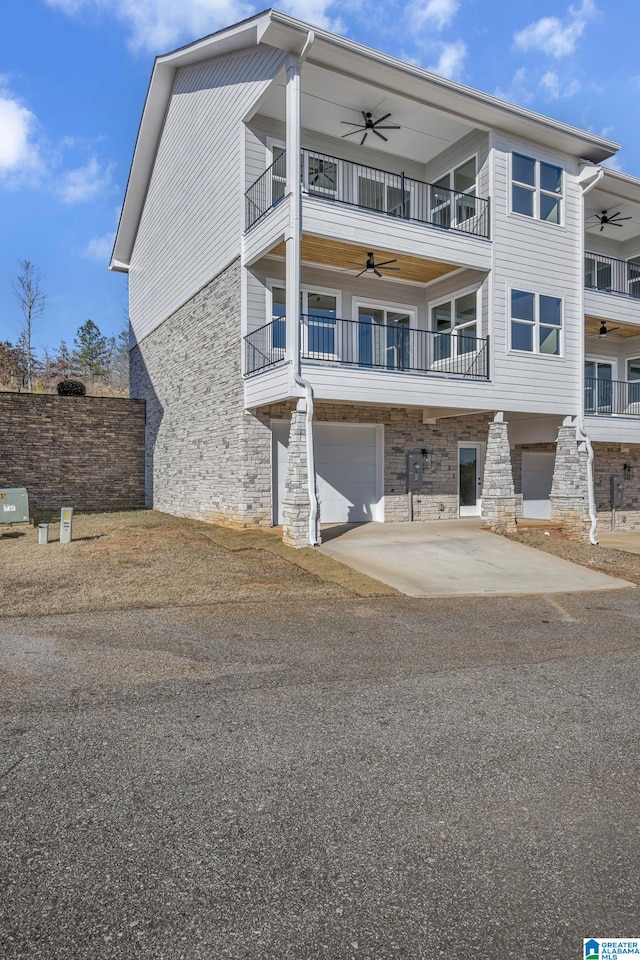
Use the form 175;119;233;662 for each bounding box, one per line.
0;392;145;511
266;401;492;522
130;258;273;526
593;442;640;531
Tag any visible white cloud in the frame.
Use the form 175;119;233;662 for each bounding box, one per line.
83;230;116;262
59;156;114;204
601;155;624;172
408;0;459;31
43;0;245;52
0;86;41;180
539;70;581;99
427;40;466;79
514;0;597;58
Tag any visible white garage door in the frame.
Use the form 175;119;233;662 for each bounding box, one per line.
273;421;381;524
522;452;554;519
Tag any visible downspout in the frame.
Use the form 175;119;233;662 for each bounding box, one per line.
577;164;604;545
285;31;319;545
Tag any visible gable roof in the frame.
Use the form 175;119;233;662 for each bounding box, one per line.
111;7;620;272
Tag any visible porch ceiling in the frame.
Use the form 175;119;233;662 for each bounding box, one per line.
585;315;640;339
270;235;459;284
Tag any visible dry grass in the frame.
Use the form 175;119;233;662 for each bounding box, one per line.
0;510;395;618
508;531;640;586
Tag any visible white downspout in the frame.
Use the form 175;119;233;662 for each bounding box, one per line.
285;31;319;546
577;164;604;545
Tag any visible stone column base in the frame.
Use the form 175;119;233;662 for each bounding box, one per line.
281;402;320;549
481;496;517;535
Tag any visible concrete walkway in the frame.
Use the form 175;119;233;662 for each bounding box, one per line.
598;528;640;556
319;519;633;597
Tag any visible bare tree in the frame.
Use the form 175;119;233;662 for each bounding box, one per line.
11;259;45;391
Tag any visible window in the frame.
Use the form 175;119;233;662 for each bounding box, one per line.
628;257;640;299
357;173;411;219
510;289;563;355
431;291;479;361
304;153;338;197
270;285;339;358
627;359;640;406
270;144;286;206
430;157;477;229
512;153;563;224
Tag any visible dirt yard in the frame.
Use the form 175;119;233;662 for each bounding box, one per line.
0;511;395;617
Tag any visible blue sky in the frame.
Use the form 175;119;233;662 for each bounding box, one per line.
1;0;638;354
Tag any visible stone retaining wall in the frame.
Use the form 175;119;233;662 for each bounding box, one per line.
0;392;145;511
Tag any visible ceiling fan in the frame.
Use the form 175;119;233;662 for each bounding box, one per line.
341;111;401;146
599;322;621;337
590;209;632;231
354;252;400;278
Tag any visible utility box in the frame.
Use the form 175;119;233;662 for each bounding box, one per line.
407;453;423;491
60;507;74;544
0;488;29;525
610;476;624;509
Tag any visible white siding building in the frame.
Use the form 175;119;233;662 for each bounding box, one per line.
112;9;640;545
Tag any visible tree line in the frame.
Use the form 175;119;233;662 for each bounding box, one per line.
2;259;128;396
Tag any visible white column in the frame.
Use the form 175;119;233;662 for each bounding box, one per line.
285;61;301;380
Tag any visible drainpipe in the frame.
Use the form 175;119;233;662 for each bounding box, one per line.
285;31;319;545
577;164;604;545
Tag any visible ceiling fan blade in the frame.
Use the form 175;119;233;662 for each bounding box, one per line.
380;266;400;271
375;258;398;266
360;132;368;146
341;128;363;138
611;215;632;221
600;224;604;231
374;113;392;124
373;268;382;278
373;129;388;141
341;120;363;126
374;125;401;131
355;268;367;278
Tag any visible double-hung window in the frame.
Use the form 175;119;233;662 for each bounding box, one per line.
512;153;563;224
510;289;563;355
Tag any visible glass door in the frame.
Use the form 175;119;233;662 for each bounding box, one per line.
459;444;483;516
584;359;612;413
357;306;411;369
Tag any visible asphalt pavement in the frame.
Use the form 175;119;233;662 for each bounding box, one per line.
1;591;639;959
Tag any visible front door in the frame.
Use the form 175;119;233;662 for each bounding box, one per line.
459;443;483;516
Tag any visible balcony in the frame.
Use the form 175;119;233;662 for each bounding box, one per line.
585;377;640;417
585;252;640;299
245;148;490;239
245;316;489;380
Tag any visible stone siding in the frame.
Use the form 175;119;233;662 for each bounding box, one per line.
267;401;492;522
593;442;640;531
0;392;145;511
130;258;273;526
550;425;590;539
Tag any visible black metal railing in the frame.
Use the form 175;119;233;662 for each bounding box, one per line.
585;377;640;416
244;148;490;238
585;252;640;299
244;315;489;379
244;319;286;375
245;152;287;229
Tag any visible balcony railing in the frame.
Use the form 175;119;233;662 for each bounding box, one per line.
585;252;640;299
245;316;489;380
585;377;640;416
245;148;490;239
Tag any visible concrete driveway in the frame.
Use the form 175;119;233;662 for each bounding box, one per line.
319;519;632;596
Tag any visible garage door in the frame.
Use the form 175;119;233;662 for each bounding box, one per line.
522;452;554;519
273;421;381;524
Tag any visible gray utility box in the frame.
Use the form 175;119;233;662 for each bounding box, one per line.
0;488;29;524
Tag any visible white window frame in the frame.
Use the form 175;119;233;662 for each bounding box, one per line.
352;297;418;369
429;286;482;366
510;152;564;225
508;287;564;358
354;167;411;219
585;356;616;414
267;280;342;360
266;137;287;206
430;154;478;230
627;252;640;299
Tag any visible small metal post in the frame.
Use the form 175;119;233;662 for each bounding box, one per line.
38;524;49;545
60;507;73;544
407;490;413;522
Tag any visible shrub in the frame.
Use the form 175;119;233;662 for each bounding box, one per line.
57;379;87;396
